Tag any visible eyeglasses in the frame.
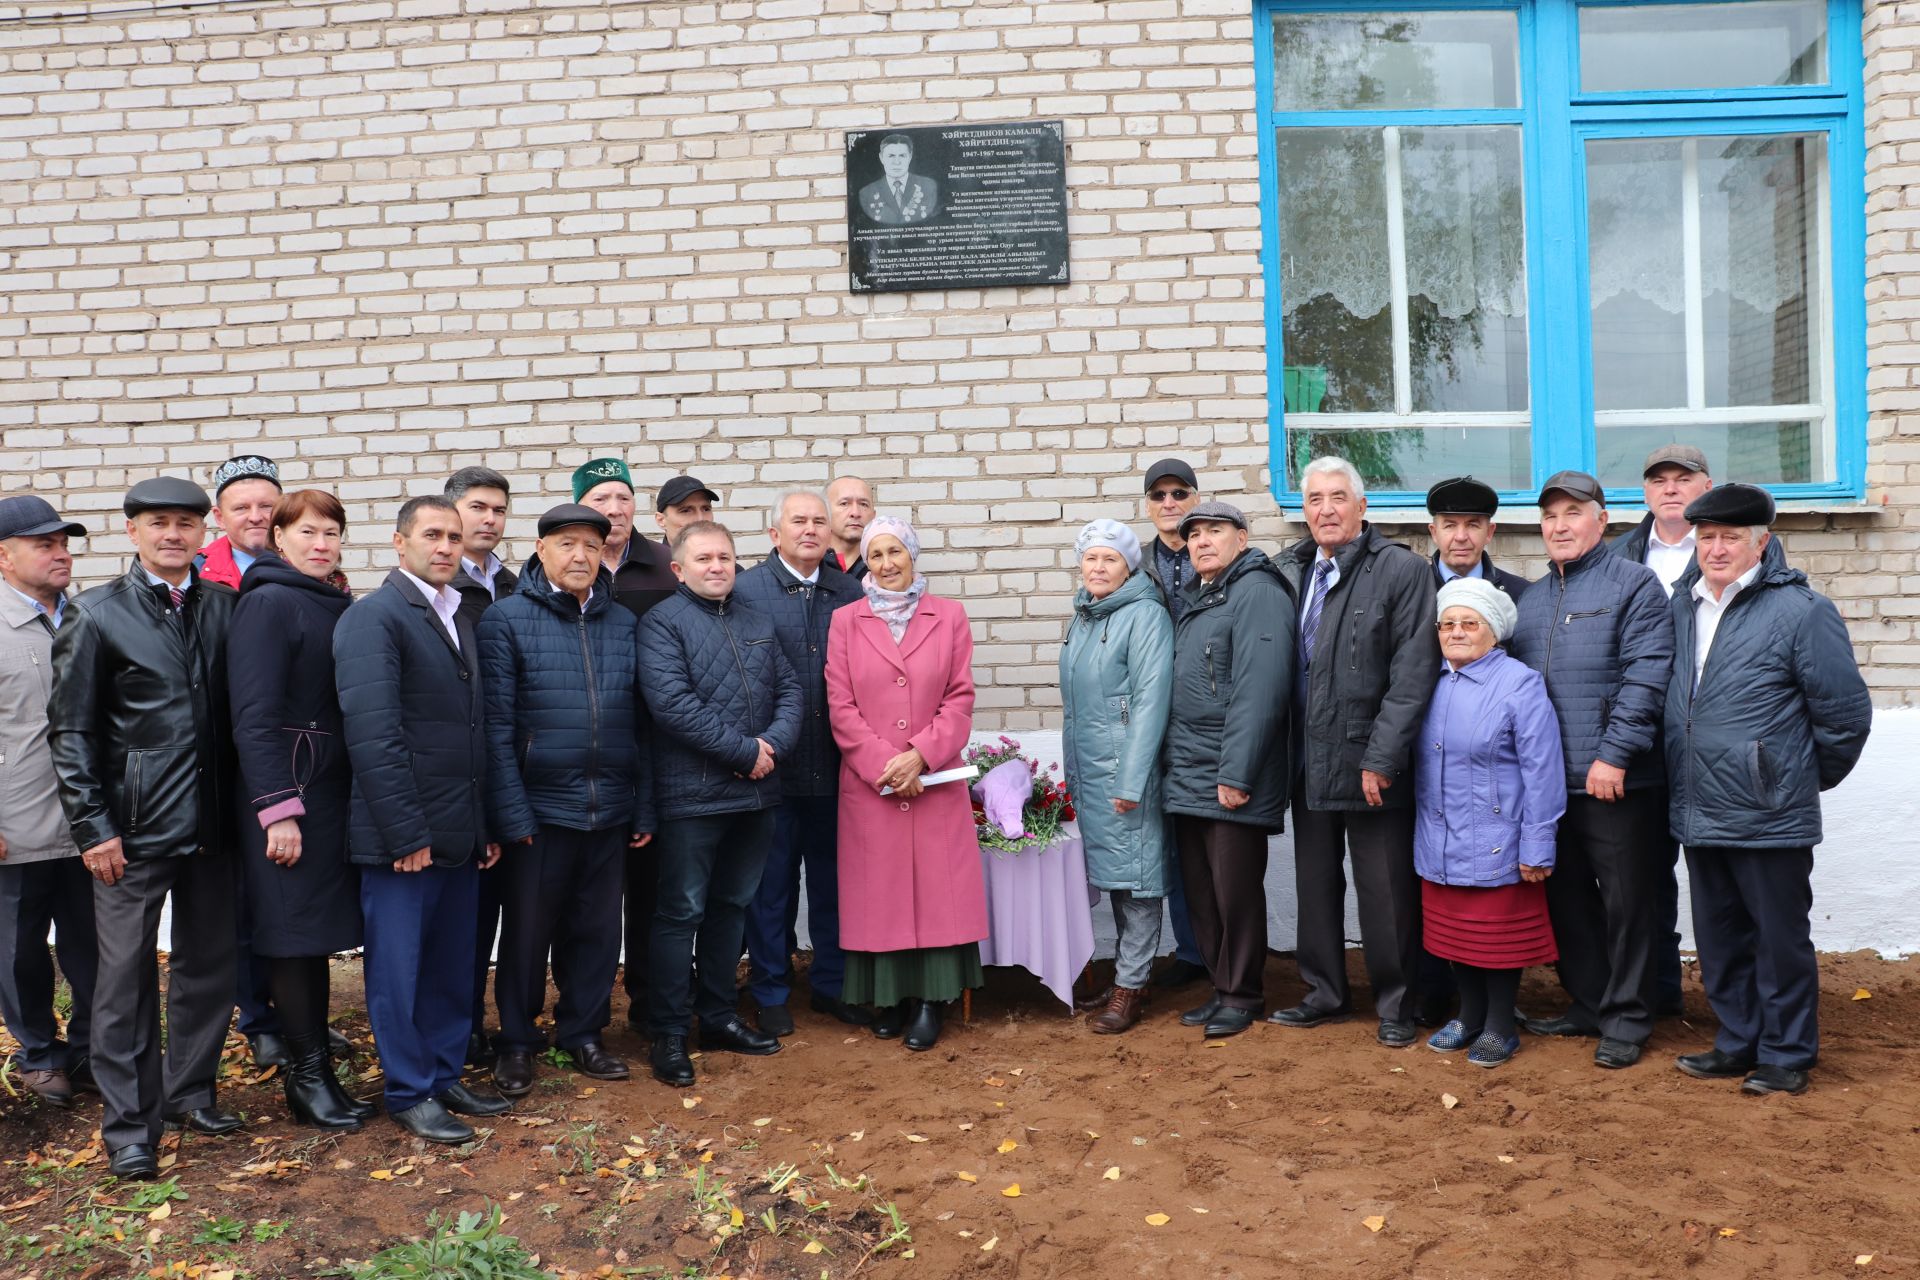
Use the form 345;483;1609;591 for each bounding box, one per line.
1149;488;1193;502
1434;619;1484;633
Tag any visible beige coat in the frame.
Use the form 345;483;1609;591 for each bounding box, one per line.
0;588;80;863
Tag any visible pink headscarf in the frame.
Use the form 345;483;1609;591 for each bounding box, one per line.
859;514;927;643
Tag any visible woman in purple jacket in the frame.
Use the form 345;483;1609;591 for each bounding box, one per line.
1416;578;1567;1068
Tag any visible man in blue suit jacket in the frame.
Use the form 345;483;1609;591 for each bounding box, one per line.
334;495;510;1144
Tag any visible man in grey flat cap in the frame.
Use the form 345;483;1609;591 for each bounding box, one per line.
49;478;242;1179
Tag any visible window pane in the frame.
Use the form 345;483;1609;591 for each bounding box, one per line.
1699;135;1819;410
1286;425;1532;492
1400;127;1529;413
1272;11;1521;111
1580;1;1827;93
1587;137;1689;411
1594;421;1819;488
1275;128;1395;413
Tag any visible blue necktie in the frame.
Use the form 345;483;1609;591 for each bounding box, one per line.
1300;558;1334;669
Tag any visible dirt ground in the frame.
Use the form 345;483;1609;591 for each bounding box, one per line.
3;949;1918;1279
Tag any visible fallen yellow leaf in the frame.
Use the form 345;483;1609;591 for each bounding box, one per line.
729;1207;744;1228
1086;1130;1099;1138
1442;1093;1459;1110
752;1118;772;1127
956;1171;978;1183
1856;1255;1875;1266
997;1139;1019;1155
1854;988;1872;1001
1145;1213;1170;1227
682;1096;702;1109
906;1134;929;1143
369;1170;394;1181
1102;1166;1121;1181
699;1150;713;1164
802;1240;823;1254
981;1236;999;1251
1718;1228;1738;1238
848;1129;865;1141
1001;1183;1022;1198
1363;1215;1386;1233
147;1202;172;1221
1498;1155;1516;1164
1190;1206;1209;1214
393;1164;414;1176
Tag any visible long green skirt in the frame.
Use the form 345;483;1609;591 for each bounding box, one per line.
841;943;983;1006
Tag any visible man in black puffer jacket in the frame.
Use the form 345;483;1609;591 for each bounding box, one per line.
479;504;656;1099
638;521;803;1088
1508;471;1674;1070
334;496;509;1146
1664;485;1870;1097
1270;459;1438;1048
733;490;866;1039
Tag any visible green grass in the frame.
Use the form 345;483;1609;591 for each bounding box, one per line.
333;1205;554;1280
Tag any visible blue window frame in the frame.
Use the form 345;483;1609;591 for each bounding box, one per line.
1256;0;1867;507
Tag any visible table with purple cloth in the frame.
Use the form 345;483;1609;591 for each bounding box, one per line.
976;825;1098;1010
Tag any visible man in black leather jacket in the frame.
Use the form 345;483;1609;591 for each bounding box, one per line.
48;477;241;1180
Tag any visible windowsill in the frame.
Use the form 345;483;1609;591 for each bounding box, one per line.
1285;502;1886;528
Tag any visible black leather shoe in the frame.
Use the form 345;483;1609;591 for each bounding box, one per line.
650;1036;695;1087
1203;1007;1256;1038
701;1015;782;1056
248;1032;291;1070
811;994;872;1026
108;1143;158;1180
1179;997;1223;1027
1677;1048;1757;1080
1741;1064;1809;1096
163;1105;244;1136
756;1004;796;1038
569;1039;630;1081
439;1081;511;1117
492;1049;535;1097
1377;1019;1418;1048
869;1002;906;1039
903;1000;943;1051
1594;1037;1644;1069
1152;959;1209;990
1268;1003;1352;1029
327;1026;354;1058
1518;1011;1600;1038
392;1098;474;1145
465;1032;498;1070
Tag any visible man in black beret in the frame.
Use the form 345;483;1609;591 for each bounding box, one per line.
1664;485;1870;1096
1425;476;1530;603
478;503;654;1097
48;478;242;1178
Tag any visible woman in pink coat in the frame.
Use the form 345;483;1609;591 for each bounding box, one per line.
826;515;984;1051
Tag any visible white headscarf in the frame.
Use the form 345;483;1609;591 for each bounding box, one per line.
1073;518;1142;572
1436;576;1518;644
859;515;927;643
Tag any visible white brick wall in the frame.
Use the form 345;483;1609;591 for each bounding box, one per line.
0;0;1909;718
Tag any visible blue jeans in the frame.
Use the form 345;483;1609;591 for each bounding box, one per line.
647;809;775;1038
744;796;844;1007
360;861;477;1111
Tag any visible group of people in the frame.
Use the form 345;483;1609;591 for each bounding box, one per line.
1057;450;1870;1101
0;441;1871;1182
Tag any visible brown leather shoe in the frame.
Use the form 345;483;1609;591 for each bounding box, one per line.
1089;986;1146;1035
1074;983;1114;1013
20;1067;72;1108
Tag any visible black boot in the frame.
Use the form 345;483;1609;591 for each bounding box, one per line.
870;1001;907;1040
904;999;943;1051
324;1053;377;1121
282;1032;362;1132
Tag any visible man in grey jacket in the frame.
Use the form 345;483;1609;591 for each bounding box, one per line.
1508;471;1675;1069
1665;485;1870;1096
0;496;97;1110
1270;458;1438;1047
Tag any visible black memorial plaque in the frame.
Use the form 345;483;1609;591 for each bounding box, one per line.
846;120;1070;294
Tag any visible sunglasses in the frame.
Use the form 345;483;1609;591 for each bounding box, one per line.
1149;487;1193;502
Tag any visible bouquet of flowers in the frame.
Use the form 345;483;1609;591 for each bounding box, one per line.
966;735;1076;856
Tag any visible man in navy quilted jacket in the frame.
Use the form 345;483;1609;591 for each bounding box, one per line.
638;522;804;1088
1507;471;1675;1071
478;503;656;1099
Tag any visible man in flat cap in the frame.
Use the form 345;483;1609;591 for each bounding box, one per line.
1273;457;1437;1048
1136;458;1210;991
1507;471;1674;1069
1612;443;1714;1018
1162;500;1296;1038
1665;484;1869;1096
1425;476;1530;603
48;478;241;1178
0;496;98;1110
479;504;654;1097
333;495;510;1144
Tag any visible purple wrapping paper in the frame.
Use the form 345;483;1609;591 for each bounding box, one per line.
977;825;1098;1010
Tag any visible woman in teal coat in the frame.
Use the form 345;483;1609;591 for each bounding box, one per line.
1060;520;1174;1035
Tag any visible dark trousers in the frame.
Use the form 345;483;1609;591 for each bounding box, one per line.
1545;789;1665;1043
1175;816;1270;1011
495;825;626;1053
745;796;845;1007
1687;844;1819;1070
470;860;507;1039
621;842;660;1023
92;854;237;1150
230;866;279;1038
1163;850;1205;967
1291;801;1420;1023
0;857;98;1071
647;809;774;1037
360;859;477;1111
1650;832;1685;1011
